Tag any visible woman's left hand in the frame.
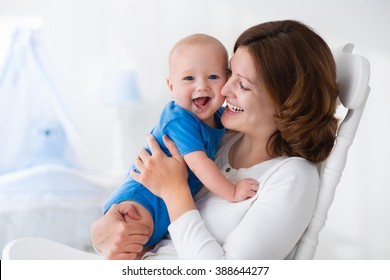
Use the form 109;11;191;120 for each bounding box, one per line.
131;134;197;222
130;134;188;200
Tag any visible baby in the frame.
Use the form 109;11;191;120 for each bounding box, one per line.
103;34;259;248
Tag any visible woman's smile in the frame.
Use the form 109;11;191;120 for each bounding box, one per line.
225;100;244;112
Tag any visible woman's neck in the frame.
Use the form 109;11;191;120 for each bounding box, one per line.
228;133;272;169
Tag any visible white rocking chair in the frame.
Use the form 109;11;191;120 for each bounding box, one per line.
2;43;370;260
293;43;370;259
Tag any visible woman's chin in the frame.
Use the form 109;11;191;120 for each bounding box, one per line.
221;110;240;130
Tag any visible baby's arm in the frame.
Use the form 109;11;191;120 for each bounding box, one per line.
184;151;259;202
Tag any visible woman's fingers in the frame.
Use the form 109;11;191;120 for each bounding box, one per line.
138;134;181;164
130;168;141;184
110;203;150;236
138;146;151;160
163;134;185;164
135;147;150;166
131;134;188;200
133;155;143;173
145;134;162;156
123;203;141;221
108;243;149;260
107;252;138;260
133;146;151;175
134;135;163;175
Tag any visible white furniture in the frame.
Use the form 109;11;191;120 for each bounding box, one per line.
293;43;370;259
0;164;109;258
1;43;370;260
2;237;103;260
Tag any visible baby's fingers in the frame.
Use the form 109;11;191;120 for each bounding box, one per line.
244;178;259;185
251;183;259;191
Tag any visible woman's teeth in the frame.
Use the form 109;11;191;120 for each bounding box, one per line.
226;101;244;112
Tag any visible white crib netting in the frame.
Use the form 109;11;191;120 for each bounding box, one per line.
0;23;78;174
0;19;106;253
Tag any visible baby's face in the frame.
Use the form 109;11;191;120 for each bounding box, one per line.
167;43;227;127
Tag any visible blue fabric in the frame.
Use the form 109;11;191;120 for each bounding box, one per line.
103;101;225;247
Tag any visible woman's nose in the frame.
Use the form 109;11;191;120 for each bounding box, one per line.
221;79;232;97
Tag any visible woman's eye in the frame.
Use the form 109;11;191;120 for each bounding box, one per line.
239;82;249;91
184;76;194;81
209;74;219;80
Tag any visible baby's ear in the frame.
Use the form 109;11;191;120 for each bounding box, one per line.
166;78;173;92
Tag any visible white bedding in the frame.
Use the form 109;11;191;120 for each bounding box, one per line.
0;164;108;253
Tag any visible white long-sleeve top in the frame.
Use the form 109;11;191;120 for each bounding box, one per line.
144;132;319;259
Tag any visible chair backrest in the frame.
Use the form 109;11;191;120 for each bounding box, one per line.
293;43;371;259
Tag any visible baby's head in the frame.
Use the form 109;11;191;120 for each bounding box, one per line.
167;34;228;127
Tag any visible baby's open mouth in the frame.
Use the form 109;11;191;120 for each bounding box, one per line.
193;97;211;108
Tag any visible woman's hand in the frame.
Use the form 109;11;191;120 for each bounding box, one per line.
131;134;188;200
131;134;196;221
90;201;152;260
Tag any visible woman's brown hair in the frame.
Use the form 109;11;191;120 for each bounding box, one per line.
234;20;339;164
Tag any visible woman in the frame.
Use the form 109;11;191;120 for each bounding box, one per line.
91;19;339;259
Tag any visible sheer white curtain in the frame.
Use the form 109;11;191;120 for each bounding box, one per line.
0;20;78;174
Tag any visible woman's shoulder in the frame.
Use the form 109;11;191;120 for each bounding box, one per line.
263;156;320;189
279;156;318;171
271;157;318;177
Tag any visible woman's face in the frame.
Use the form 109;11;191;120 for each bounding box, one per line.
221;47;277;138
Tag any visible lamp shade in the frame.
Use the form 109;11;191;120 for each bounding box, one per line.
99;69;140;106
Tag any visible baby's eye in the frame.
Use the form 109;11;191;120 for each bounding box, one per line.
208;74;219;80
184;76;194;81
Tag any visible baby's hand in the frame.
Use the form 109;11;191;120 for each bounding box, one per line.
234;178;259;202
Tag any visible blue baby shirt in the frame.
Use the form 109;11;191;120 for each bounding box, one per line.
103;101;225;247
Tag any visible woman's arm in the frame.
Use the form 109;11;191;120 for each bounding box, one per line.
184;151;259;202
132;136;319;259
168;158;319;259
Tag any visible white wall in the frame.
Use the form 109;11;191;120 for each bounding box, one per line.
0;0;389;259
